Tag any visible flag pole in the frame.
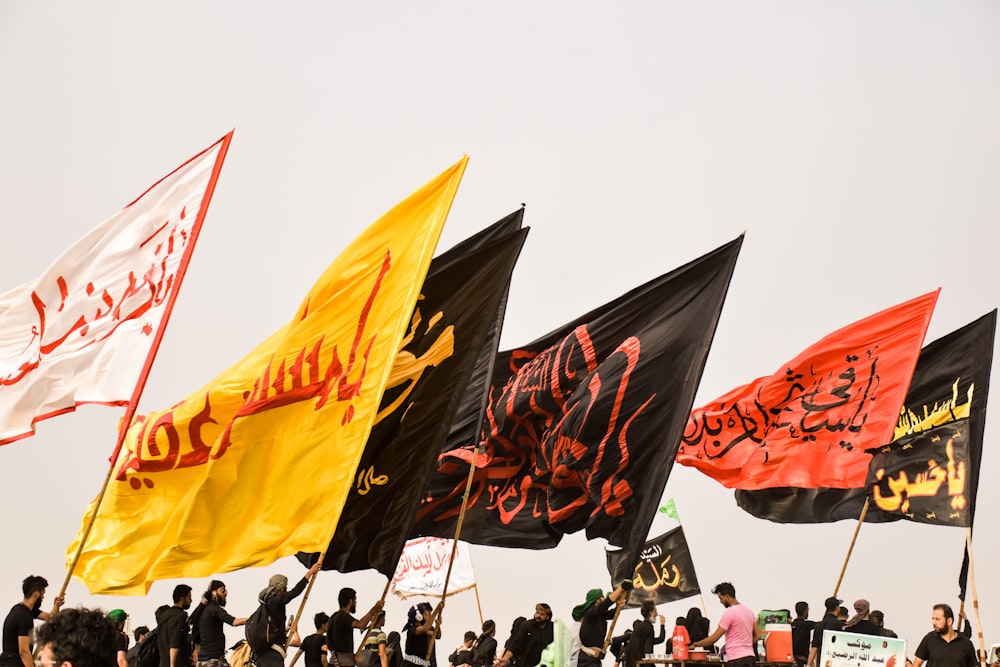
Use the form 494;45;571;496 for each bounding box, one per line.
832;497;869;597
426;443;482;660
602;589;630;657
284;557;325;650
354;578;394;662
58;132;233;601
965;529;987;666
473;584;484;627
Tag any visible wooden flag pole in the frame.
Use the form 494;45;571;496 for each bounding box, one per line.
354;578;394;662
832;497;869;597
473;584;485;627
965;529;987;667
426;443;482;661
285;556;325;650
602;590;630;657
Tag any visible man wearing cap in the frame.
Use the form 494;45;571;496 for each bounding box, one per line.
913;603;977;667
807;597;843;667
197;581;247;667
843;600;878;636
573;583;631;667
495;604;554;667
109;609;130;667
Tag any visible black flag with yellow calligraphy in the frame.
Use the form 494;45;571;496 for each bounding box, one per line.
606;526;701;607
735;310;995;527
296;213;528;577
410;236;743;563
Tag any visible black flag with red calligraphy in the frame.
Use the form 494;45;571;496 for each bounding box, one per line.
735;310;995;527
296;212;527;577
409;236;743;561
606;526;701;607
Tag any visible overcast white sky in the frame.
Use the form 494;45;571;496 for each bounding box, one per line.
1;0;998;659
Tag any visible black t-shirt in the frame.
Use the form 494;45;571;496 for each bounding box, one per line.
844;620;880;637
117;632;130;654
157;606;192;667
579;599;615;648
328;611;357;654
303;633;328;667
1;603;41;664
505;620;553;667
198;602;236;660
915;631;978;667
811;613;842;650
791;619;814;660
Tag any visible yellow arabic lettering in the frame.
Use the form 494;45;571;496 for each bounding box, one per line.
356;465;389;495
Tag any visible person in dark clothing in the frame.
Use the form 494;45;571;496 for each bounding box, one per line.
0;575;65;667
256;562;321;667
869;611;897;638
293;612;329;667
385;632;403;667
195;581;247;667
36;607;118;667
572;583;630;667
401;602;442;667
359;611;389;667
126;627;150;667
109;609;130;667
609;630;632;667
624;601;665;667
808;597;843;667
448;632;477;667
843;600;879;636
685;609;710;647
470;620;497;667
157;585;194;667
912;604;977;667
790;602;814;667
495;604;553;667
328;587;384;667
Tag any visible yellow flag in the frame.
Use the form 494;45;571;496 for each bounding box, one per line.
69;157;468;594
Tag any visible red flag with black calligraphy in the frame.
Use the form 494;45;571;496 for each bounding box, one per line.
734;310;995;526
410;236;743;556
677;290;939;490
0;133;232;445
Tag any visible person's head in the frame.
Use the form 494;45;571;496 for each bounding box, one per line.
640;600;656;621
108;609;128;631
314;612;330;632
387;631;400;648
260;574;288;602
22;575;48;607
510;617;526;634
711;582;736;607
846;599;870;626
208;580;228;606
338;587;357;613
838;606;849;620
133;626;149;643
533;603;552;625
795;602;809;618
686;607;703;623
675;617;686;627
572;589;605;622
870;611;885;629
37;606;118;667
464;631;477;645
932;604;954;635
172;584;193;610
481;619;496;638
824;597;842;614
374;611;386;628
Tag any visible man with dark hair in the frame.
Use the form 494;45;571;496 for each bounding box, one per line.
807;597;842;667
869;611;897;639
36;607;118;667
449;631;477;667
912;604;977;667
196;581;246;667
690;582;759;667
495;603;554;667
0;575;65;667
572;583;631;667
157;584;194;667
293;613;328;667
791;602;813;667
126;627;150;667
623;601;665;667
328;586;384;667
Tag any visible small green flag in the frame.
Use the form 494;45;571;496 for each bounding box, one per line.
658;498;680;522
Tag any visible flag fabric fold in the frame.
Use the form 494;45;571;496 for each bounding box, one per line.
606;526;701;607
677;290;939;490
0;133;232;445
296;216;528;577
734;310;995;526
68;157;468;594
411;236;743;564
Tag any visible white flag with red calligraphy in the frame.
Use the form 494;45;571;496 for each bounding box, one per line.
0;132;232;445
392;536;477;599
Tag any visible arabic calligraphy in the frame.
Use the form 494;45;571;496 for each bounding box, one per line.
633;552;681;591
356;465;389;495
1;213;190;387
871;426;968;515
893;378;973;440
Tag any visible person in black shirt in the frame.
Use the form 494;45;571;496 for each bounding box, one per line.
843;600;879;636
157;585;194;667
126;626;150;667
328;587;384;667
196;581;247;667
469;620;497;667
807;596;842;667
257;562;321;667
109;609;130;667
790;602;814;667
495;604;552;667
624;602;666;667
293;613;329;667
36;607;118;667
913;604;977;667
572;582;630;667
0;575;65;667
448;632;477;667
685;608;710;647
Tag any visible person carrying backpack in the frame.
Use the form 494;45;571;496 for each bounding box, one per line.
250;562;321;667
469;621;496;667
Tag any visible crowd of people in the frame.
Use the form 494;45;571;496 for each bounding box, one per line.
1;575;992;667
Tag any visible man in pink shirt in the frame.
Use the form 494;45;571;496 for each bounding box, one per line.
690;582;760;667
